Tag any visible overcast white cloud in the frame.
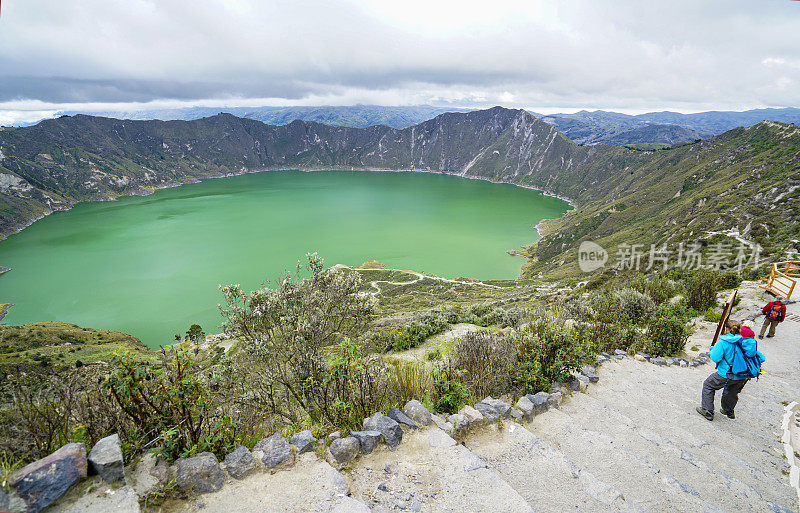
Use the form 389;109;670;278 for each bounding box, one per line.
0;0;799;123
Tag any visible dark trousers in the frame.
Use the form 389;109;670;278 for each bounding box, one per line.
701;373;748;413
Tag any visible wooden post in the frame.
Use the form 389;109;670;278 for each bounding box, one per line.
711;289;738;347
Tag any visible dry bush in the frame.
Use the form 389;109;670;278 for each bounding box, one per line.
387;360;434;404
452;331;517;399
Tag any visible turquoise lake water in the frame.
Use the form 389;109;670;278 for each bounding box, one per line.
0;170;568;347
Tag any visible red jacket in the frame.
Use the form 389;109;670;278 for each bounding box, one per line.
762;301;786;322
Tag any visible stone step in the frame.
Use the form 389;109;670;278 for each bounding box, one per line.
171;453;359;513
554;388;796;512
593;360;784;458
529;406;726;513
463;421;642;513
592;361;786;460
345;426;533;513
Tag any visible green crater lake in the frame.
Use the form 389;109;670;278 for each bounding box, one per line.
0;170;568;348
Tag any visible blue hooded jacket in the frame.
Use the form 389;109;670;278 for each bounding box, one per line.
710;334;765;379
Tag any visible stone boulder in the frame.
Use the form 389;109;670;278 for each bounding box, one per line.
515;396;534;422
171;452;225;494
223;446;258;480
329;437;360;464
480;397;512;418
565;377;581;392
430;414;454;433
614;349;629;357
548;391;563;408
350;431;383;455
331;496;372;513
508;407;523;421
10;442;87;513
459;405;485;426
529;392;551;414
88;434;124;483
580;366;599;383
127;453;168;499
446;413;470;435
289;430;317;455
473;402;500;423
363;413;403;449
651;357;668;366
387;407;418;429
253;433;294;470
402;400;432;426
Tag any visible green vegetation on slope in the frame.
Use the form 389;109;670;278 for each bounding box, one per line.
0;321;153;366
527;121;800;279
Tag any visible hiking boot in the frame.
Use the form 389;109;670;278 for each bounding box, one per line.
759;335;764;340
720;409;735;419
696;407;714;421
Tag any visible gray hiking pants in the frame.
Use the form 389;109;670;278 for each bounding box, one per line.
760;318;780;338
701;373;748;413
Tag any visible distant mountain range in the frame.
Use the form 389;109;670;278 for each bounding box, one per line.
535;107;800;145
18;105;798;148
1;107;797;277
54;105;471;130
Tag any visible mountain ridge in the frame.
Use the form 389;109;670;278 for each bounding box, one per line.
1;107;797;277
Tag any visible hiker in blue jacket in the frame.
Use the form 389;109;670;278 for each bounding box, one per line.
696;326;765;421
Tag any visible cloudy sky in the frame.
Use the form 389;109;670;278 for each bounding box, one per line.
1;0;799;124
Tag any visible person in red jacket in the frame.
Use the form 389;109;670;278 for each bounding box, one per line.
760;299;786;339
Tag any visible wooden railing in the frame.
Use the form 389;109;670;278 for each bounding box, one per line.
760;261;799;299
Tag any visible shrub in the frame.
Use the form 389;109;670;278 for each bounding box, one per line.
613;288;656;325
717;270;742;291
644;303;692;356
106;349;216;462
629;274;681;304
186;324;205;343
0;367;127;464
514;321;587;394
312;339;394;430
452;331;516;399
684;269;720;311
487;306;529;328
220;253;375;424
561;298;593;322
703;308;722;323
393;314;449;351
431;365;471;414
387;360;434;404
373;304;529;353
426;348;442;361
573;321;646;355
591;292;624;324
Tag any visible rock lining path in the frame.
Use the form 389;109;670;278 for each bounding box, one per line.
48;283;797;513
177;288;797;512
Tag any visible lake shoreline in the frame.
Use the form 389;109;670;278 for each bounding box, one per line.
0;166;576;243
